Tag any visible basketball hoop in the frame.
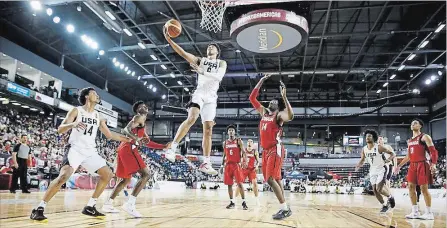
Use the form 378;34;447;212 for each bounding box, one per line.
195;0;229;33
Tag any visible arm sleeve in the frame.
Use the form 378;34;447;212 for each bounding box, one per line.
203;66;226;81
249;88;261;110
428;146;438;164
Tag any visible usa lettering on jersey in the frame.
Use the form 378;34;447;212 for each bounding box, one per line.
81;116;98;125
203;60;218;73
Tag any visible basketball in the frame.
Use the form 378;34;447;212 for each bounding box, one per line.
165;19;182;38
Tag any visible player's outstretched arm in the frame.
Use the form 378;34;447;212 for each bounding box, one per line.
191;60;227;81
58;107;85;134
278;81;294;123
164;27;200;65
394;153;410;175
249;74;271;115
99;119;131;142
355;148;365;171
378;144;396;163
143;130;169;150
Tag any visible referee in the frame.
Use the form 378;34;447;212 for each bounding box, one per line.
10;134;31;193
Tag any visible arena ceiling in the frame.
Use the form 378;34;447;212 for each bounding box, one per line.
0;1;445;110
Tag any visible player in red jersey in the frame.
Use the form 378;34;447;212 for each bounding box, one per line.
236;139;260;204
102;101;169;217
395;118;438;220
221;125;248;210
249;74;294;220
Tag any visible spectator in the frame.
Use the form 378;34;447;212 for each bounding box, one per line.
10;134;32;194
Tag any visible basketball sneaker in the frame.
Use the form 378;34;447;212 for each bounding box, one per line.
226;202;235;209
102;203;120;213
387;197;395;208
30;207;47;221
242;202;248;210
272;208;292;220
164;151;176;163
122;202;142;218
419;212;434;220
380;205;389;213
405;211;421;219
82;206;105;218
199;163;218;175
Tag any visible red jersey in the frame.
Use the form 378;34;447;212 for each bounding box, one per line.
245;148;257;169
259;112;283;149
224;139;241;164
118;126;145;150
407;133;428;163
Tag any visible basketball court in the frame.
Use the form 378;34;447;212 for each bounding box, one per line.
0;189;445;227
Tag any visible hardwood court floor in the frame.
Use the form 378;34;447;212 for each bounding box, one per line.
0;189;445;227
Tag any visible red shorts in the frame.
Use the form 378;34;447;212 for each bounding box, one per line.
407;161;433;185
242;168;257;182
115;144;146;179
224;163;243;185
262;144;284;181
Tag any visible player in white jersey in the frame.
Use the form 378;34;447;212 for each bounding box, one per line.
378;136;397;188
164;29;227;175
355;129;396;213
30;88;130;221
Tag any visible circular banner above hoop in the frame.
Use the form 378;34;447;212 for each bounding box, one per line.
230;8;309;54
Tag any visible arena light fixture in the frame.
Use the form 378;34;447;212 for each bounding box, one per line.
425;79;432;85
30;1;42;10
39;111;44;114
124;66;128;71
53;16;60;24
66;24;75;33
419;40;429;48
408;54;416;60
184;87;189;92
152;87;157;92
119;63;124;69
132;71;135;76
12;102;20;106
150;55;157;60
438;71;443;76
99;50;105;56
127;70;131;74
397;65;405;71
90;42;98;49
149;84;153;89
376;89;382;93
177;81;182;85
46;8;53;16
412;88;420;94
22;105;29;109
104;11;116;20
390;74;396;79
162;95;166;99
382;82;389;87
30;108;38;111
170;72;175;78
112;57;117;63
430;75;437;81
143;81;147;85
235;49;241;53
114;61;120;67
137;42;146;49
137;76;141;80
123;28;132;36
161;65;167;70
435;24;445;33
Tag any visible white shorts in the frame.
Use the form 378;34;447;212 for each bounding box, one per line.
62;146;107;174
369;166;390;185
190;91;217;124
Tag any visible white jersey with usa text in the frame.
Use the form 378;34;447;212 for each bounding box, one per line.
196;57;223;95
363;143;388;172
68;106;101;151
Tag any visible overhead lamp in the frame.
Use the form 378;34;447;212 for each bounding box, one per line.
39;111;44;114
425;79;432;85
376;89;382;93
235;49;241;53
143;81;147;85
137;76;141;80
390;74;396;79
132;71;136;76
438;71;442;76
66;24;75;33
123;28;132;36
12;102;20;106
50;112;53;116
412;89;420;94
124;66;128;71
430;75;437;81
53;16;60;23
22;105;29;109
137;42;146;49
177;81;182;85
434;24;445;33
408;54;416;60
104;11;116;20
127;70;131;74
161;65;167;70
184;87;189;92
382;82;389;87
114;61;120;67
90;42;98;49
149;84;153;89
99;50;105;55
398;65;405;71
119;63;124;69
162;95;166;99
112;57;117;63
0;98;6;101
419;40;429;48
170;72;175;78
30;108;38;111
77;5;82;11
410;74;414;78
30;1;42;10
152;87;157;92
46;8;53;16
150;55;157;60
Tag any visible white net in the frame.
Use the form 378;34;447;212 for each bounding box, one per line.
195;0;228;33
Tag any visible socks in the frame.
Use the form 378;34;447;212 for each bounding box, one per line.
38;200;47;209
204;156;211;164
383;203;387;207
281;202;288;210
230;199;234;204
87;198;97;207
426;207;432;213
170;142;178;150
105;198;114;205
412;205;419;212
128;195;137;205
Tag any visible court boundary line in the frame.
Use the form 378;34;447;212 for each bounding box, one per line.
346;211;384;226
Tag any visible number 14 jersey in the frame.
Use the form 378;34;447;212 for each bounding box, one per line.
68;106;101;150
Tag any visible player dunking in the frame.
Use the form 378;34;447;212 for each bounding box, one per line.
249;74;293;220
30;87;130;221
102;101;169;217
355;130;396;213
221;125;248;210
164;27;227;175
395;118;438;220
235;139;260;204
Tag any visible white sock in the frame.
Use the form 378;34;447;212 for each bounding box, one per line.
105;198;113;205
38;200;47;209
87;198;97;207
128;195;136;205
281;202;288;210
170;142;178;151
388;194;393;198
383;202;387;207
426;207;432;213
412;205;419;212
230;199;234;204
204;156;211;164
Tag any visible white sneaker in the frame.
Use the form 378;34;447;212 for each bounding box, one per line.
405;211;421;219
102;203;120;213
164;150;176;163
419;212;434;220
122;202;142;218
199;163;218;175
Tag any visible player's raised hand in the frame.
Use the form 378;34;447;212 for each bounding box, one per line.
280;81;286;97
190;63;204;75
261;73;272;81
